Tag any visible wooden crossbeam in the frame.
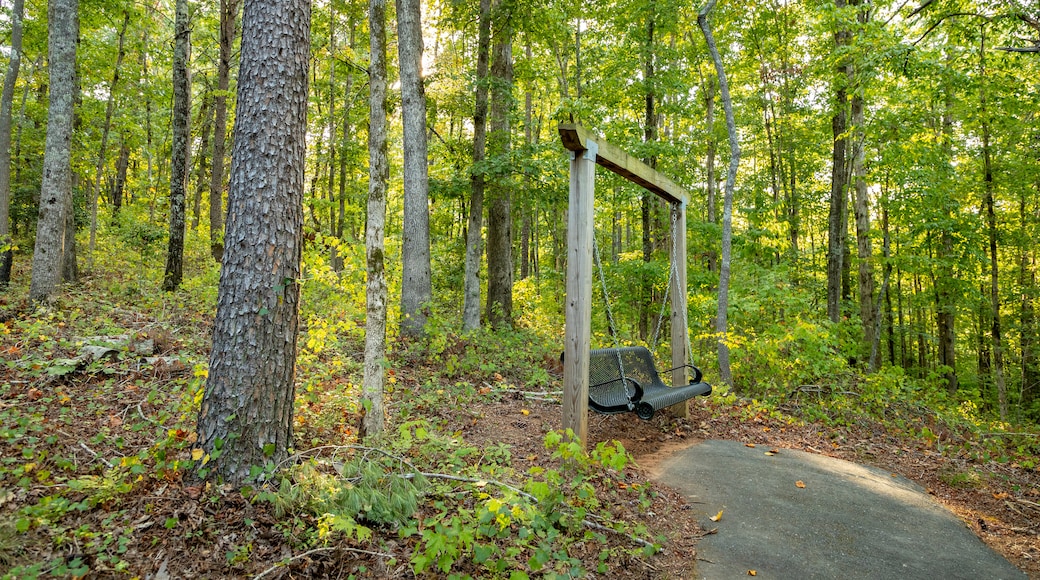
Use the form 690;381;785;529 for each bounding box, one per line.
558;123;690;206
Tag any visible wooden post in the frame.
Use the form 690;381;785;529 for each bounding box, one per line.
563;142;596;446
669;201;690;417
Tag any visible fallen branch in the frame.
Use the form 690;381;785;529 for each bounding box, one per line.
252;546;394;580
79;442;113;468
980;432;1040;439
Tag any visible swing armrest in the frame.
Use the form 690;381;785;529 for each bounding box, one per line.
660;364;703;385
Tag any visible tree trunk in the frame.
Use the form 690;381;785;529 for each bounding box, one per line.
163;0;191;292
112;136;130;215
699;0;738;389
192;88;213;231
88;10;129;266
703;72;717;274
196;0;310;484
851;87;875;367
209;0;241;263
396;0;432;336
485;7;513;329
0;0;25;288
462;0;491;332
361;0;388;439
1020;188;1038;413
29;0;77;302
826;0;851;323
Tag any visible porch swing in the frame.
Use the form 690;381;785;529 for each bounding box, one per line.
584;208;712;420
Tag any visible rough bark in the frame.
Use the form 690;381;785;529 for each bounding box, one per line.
192;89;213;231
163;0;191;292
29;0;77;302
396;0;432;336
851;89;875;367
88;10;129;265
462;0;491;332
361;0;388;439
827;0;851;324
699;0;738;389
0;0;25;287
485;7;513;329
196;0;310;484
209;0;241;263
936;75;958;393
112;137;130;215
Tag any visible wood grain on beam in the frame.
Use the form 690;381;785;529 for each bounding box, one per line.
558;123;690;205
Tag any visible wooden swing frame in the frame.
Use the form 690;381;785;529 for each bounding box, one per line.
558;123;692;446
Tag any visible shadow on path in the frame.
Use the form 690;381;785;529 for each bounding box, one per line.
655;440;1027;580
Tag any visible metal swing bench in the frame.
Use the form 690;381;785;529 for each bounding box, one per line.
587;346;711;420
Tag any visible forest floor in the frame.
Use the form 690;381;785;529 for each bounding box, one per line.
0;283;1037;578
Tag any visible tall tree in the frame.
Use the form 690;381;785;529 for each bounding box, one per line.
485;5;513;329
164;0;191;291
361;0;389;438
88;10;130;267
29;0;78;302
699;0;738;388
0;0;25;287
209;0;242;262
850;0;876;368
462;0;491;332
195;0;311;483
826;0;852;324
396;0;432;336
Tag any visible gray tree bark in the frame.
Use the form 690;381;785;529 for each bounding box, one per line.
485;7;513;329
192;87;213;231
396;0;432;336
29;0;77;302
851;91;876;366
699;0;738;389
163;0;191;291
827;0;851;324
462;0;491;332
88;10;129;266
196;0;310;484
209;0;241;263
361;0;388;439
0;0;25;287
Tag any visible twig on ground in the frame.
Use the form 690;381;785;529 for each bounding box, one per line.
252;546;394;580
79;442;113;468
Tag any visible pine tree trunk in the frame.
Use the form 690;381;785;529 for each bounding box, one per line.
163;0;191;292
196;0;310;483
485;9;513;329
29;0;77;302
0;0;25;288
361;0;388;438
209;0;240;263
396;0;432;336
462;0;491;332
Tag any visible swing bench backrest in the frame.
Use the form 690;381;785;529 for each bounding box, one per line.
588;346;711;420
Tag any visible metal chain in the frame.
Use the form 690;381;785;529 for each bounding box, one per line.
593;235;628;389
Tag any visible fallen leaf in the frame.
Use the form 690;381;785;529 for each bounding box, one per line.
473;480;488;488
191;448;204;461
764;452;775;457
494;372;504;381
710;509;724;522
770;448;779;454
762;426;771;432
521;409;530;416
993;492;1009;500
745;443;756;448
795;480;806;489
748;571;757;576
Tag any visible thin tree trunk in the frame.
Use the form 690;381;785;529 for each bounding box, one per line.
164;0;191;291
639;6;657;341
30;0;77;302
112;136;130;215
209;0;241;263
1021;185;1039;412
192;88;213;231
699;0;738;389
485;5;513;329
462;0;491;331
980;29;1006;419
0;0;25;287
851;87;876;367
396;0;432;336
88;10;129;266
196;0;310;483
361;0;388;438
827;0;851;323
703;71;717;274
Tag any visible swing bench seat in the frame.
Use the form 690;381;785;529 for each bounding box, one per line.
587;346;711;420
